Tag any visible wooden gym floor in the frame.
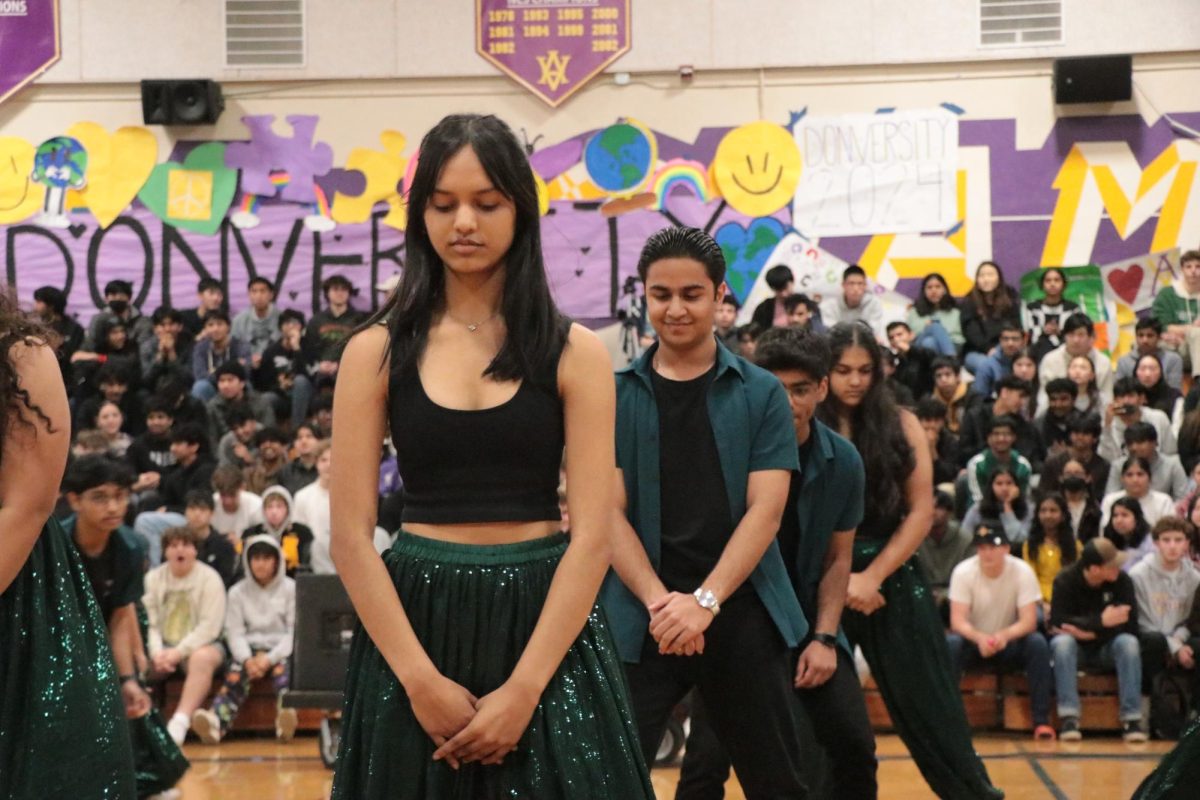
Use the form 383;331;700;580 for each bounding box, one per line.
175;733;1174;799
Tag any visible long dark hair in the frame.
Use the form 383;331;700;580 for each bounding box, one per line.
1135;353;1178;414
914;272;956;316
1104;494;1150;550
817;322;914;527
1028;492;1077;566
966;261;1014;319
0;288;58;457
363;114;565;383
978;464;1028;521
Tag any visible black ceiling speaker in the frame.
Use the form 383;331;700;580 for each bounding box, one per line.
141;79;225;125
1053;55;1132;104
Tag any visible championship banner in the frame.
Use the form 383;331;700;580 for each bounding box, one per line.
0;0;60;105
476;0;631;107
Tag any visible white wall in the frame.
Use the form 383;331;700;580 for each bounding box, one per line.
38;0;1200;84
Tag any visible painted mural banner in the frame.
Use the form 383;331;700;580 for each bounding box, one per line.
1098;248;1181;313
476;0;630;106
793;109;958;237
0;110;1199;343
0;0;60;105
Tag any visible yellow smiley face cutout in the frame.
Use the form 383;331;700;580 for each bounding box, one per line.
711;121;802;217
0;137;45;224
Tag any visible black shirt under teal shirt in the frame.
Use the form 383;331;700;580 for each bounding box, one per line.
650;364;740;596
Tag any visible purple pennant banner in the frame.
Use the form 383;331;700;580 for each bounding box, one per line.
0;0;60;105
476;0;630;107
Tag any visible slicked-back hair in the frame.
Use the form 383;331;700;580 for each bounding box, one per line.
63;454;134;494
361;114;566;385
754;325;831;380
637;226;726;288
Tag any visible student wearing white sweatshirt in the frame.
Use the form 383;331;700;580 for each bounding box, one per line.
143;526;227;745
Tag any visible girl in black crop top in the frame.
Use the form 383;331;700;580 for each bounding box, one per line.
327;114;652;799
817;322;1003;799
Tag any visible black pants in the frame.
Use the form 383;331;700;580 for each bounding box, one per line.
676;645;877;800
1140;632;1200;697
622;593;807;799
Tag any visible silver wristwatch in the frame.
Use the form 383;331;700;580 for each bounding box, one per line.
693;587;721;616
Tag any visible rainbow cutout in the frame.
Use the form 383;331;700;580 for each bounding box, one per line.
238;170;331;217
651;159;711;209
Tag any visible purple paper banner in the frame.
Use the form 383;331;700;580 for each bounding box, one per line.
3;205;404;320
0;0;60;105
476;0;630;107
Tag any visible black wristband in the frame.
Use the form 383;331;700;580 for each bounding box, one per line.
811;632;838;648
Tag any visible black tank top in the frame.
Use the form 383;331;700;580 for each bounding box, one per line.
388;339;566;525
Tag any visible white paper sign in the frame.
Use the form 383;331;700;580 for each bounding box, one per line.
793;109;958;236
1098;248;1180;312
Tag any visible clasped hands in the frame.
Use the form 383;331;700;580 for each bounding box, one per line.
412;671;540;771
646;591;715;657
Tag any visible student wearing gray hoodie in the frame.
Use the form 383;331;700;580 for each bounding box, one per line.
241;485;313;577
190;535;296;744
1130;516;1200;692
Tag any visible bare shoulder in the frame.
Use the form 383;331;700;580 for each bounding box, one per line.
897;407;921;438
340;325;390;371
561;323;612;370
559;323;614;391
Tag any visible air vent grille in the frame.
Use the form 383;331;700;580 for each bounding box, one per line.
225;0;305;67
979;0;1063;46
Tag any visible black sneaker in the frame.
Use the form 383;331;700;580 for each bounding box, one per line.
1123;719;1148;743
1059;716;1082;741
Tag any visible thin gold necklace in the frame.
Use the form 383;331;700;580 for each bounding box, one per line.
445;309;500;332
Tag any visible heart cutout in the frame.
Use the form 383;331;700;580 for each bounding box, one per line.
67;223;87;239
333;233;342;242
65;123;158;229
138;142;239;236
714;217;786;302
574;269;584;277
262;240;274;250
580;246;592;255
288;291;299;301
1107;264;1144;305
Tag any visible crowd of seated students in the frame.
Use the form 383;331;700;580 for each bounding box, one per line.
742;251;1200;742
40;273;406;747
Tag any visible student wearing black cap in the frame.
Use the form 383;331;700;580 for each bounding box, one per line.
946;519;1053;740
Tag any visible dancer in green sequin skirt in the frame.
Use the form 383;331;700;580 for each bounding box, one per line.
1133;716;1200;799
0;305;137;800
327;114;653;799
819;323;1003;800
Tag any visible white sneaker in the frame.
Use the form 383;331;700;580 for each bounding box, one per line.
276;707;298;742
190;709;222;744
166;715;189;746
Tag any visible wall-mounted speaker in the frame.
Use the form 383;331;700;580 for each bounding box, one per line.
140;79;225;125
1053;55;1132;104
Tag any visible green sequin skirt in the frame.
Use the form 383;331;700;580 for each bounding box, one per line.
1133;715;1200;799
842;538;1003;800
0;517;137;800
331;531;654;800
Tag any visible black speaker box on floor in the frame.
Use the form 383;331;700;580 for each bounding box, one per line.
140;79;225;125
1053;55;1132;104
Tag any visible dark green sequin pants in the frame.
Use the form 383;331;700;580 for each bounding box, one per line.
842;539;1003;800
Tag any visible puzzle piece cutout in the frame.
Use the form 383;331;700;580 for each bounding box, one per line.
225;115;333;204
331;130;408;228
